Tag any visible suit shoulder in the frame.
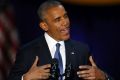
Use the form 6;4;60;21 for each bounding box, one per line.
15;37;43;61
68;39;90;55
70;40;89;49
20;37;42;50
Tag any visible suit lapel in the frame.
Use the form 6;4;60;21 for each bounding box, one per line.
65;40;77;68
65;40;73;66
36;36;52;65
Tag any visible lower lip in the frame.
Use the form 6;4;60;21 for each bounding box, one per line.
61;29;69;34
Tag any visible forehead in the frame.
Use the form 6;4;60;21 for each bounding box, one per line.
44;5;66;19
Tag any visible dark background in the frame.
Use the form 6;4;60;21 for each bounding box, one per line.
11;0;120;80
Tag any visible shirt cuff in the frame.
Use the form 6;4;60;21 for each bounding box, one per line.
21;76;23;80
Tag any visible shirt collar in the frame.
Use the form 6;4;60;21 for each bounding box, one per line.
44;32;64;47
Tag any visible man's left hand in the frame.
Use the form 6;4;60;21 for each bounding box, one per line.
77;56;107;80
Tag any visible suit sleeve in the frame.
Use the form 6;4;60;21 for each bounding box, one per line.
8;47;35;80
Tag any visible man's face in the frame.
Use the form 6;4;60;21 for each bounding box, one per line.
41;5;70;41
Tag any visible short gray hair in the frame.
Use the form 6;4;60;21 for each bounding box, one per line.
37;0;63;21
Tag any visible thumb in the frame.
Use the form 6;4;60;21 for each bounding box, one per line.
31;56;39;68
89;56;97;67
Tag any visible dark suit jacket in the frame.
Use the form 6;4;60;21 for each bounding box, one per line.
8;35;90;80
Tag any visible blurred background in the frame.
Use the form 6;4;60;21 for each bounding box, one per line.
0;0;120;80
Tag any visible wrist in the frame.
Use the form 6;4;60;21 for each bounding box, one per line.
105;74;109;80
104;72;109;80
23;73;30;80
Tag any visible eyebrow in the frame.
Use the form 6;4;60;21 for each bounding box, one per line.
54;12;68;20
55;16;61;21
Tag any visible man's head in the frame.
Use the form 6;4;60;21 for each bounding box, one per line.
37;0;70;41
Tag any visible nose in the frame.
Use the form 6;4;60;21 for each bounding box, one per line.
61;17;67;26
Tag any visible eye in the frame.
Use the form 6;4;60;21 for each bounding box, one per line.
54;17;61;22
64;13;68;18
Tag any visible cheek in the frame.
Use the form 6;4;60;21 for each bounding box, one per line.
50;27;60;36
67;19;70;24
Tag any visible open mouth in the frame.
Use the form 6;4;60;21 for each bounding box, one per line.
60;28;70;34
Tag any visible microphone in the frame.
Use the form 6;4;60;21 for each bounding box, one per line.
50;58;60;80
64;63;74;80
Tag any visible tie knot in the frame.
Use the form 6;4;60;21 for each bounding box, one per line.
56;43;60;48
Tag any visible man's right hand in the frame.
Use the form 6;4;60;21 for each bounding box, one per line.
23;56;51;80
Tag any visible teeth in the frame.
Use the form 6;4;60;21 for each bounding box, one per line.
63;29;66;31
61;28;69;33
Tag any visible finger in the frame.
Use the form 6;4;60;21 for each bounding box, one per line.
79;65;91;70
77;70;90;75
39;64;51;69
31;56;39;68
43;69;50;73
84;76;96;80
89;56;97;67
39;73;50;79
78;73;90;78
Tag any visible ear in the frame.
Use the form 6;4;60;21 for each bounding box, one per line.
39;22;48;31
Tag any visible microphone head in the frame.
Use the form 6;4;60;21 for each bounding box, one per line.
50;58;60;79
51;58;58;65
65;63;74;80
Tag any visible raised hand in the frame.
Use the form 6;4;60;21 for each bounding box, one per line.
23;56;51;80
77;56;107;80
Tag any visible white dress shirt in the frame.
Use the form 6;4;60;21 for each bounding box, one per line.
44;32;66;73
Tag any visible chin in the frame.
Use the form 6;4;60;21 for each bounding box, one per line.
62;35;70;41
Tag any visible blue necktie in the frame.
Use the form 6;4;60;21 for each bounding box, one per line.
54;43;63;80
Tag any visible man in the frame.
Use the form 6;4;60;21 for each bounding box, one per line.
8;0;112;80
